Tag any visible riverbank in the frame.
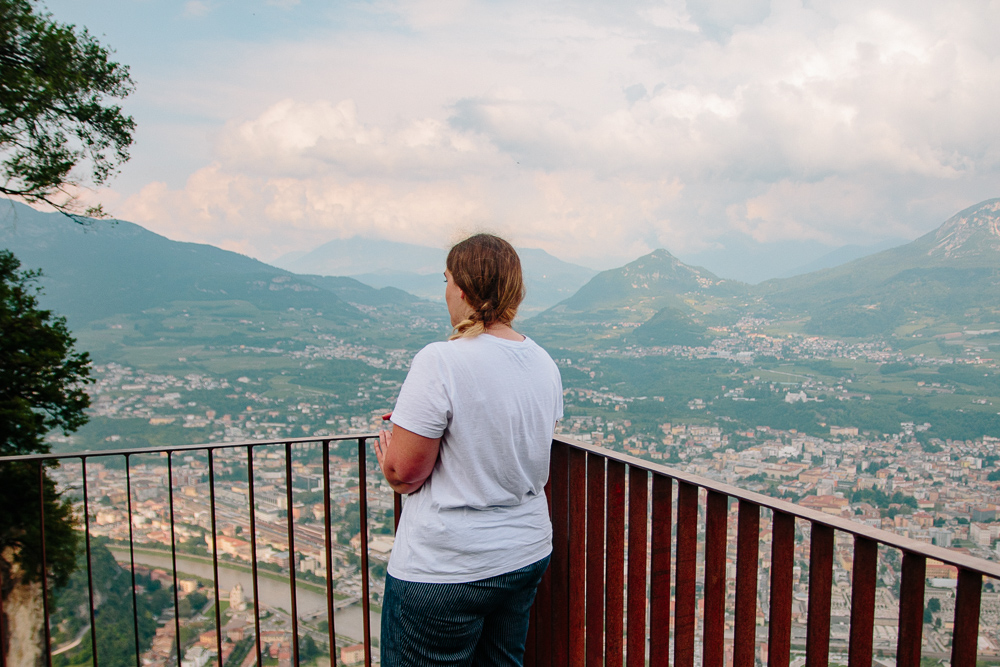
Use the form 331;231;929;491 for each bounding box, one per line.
108;547;381;641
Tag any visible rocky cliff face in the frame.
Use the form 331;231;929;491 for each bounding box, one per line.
928;198;1000;261
2;548;45;667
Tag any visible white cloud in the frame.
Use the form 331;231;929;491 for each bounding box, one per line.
182;1;210;18
215;99;500;178
106;0;1000;272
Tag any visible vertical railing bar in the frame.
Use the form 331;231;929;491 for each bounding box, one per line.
626;467;648;667
585;453;606;667
550;440;570;667
605;459;626;667
393;493;402;534
125;455;141;667
0;506;5;667
768;511;795;667
322;440;338;666
950;568;983;667
525;603;537;667
848;537;878;667
247;445;263;667
167;452;182;667
38;461;53;667
805;523;834;667
284;442;301;667
673;481;698;667
207;450;224;666
648;474;672;667
568;447;586;665
357;438;373;667
733;500;760;667
703;491;727;667
536;474;553;667
81;458;100;667
896;551;926;667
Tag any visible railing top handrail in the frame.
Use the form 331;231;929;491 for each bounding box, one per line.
0;433;380;463
555;435;1000;581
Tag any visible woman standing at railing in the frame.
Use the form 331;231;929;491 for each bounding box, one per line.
373;233;563;667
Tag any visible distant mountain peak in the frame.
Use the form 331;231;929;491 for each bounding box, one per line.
620;248;718;286
538;246;743;318
928;198;1000;260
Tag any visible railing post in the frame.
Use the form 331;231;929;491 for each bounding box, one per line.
648;474;672;667
124;455;141;667
805;523;834;667
247;445;263;667
768;511;795;667
284;442;301;667
357;438;372;667
393;493;402;533
531;474;554;667
950;568;983;667
585;453;606;667
568;448;586;665
896;552;926;667
37;462;53;667
733;500;760;667
605;460;626;667
80;458;99;667
626;467;648;667
322;440;339;666
673;482;698;667
550;440;570;666
167;452;183;667
0;561;3;667
207;450;224;667
703;491;728;667
848;537;878;667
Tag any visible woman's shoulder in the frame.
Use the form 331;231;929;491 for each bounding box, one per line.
413;340;451;361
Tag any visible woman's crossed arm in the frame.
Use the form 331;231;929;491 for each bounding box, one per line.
374;425;441;495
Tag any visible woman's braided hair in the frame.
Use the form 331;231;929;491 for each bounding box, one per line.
447;234;525;340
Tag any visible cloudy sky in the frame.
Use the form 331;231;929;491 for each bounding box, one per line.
41;0;1000;281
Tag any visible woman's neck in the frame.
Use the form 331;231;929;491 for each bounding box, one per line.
484;322;525;341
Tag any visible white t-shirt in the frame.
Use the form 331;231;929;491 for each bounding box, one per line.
387;333;564;583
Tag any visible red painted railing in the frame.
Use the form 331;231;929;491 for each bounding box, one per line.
526;436;1000;667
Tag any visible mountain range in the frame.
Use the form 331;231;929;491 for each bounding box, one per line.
759;198;1000;336
274;237;597;314
530;198;1000;343
3;198;999;343
0;204;406;328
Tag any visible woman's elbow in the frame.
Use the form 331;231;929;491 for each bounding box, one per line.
384;463;430;494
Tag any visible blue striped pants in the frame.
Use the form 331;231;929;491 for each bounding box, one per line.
380;555;551;667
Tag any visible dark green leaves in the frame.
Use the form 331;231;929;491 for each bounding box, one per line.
0;0;134;216
0;249;90;583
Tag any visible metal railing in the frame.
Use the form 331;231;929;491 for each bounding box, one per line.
1;434;998;667
0;435;392;667
528;436;1000;667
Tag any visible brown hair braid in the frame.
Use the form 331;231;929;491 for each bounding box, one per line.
446;234;525;340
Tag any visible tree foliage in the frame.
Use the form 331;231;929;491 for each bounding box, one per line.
0;249;92;586
51;542;173;667
0;251;91;453
0;0;134;216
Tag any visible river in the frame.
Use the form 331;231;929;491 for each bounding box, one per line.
108;548;380;642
